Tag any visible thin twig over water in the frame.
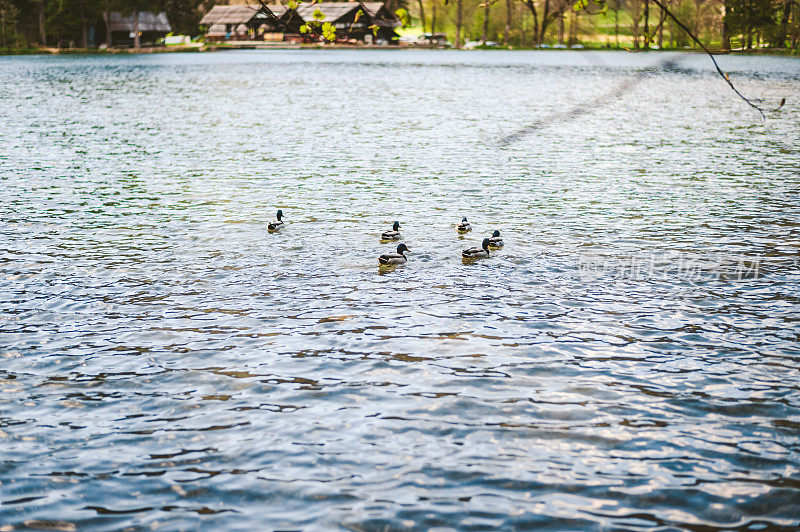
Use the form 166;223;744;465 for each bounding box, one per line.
500;0;785;146
650;0;768;119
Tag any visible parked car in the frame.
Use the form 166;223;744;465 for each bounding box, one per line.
416;33;449;47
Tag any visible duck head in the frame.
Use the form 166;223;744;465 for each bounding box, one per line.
397;243;409;254
492;230;500;237
276;209;283;221
482;238;490;251
393;221;400;231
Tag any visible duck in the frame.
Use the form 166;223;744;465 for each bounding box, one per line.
379;243;409;266
462;238;490;260
381;221;401;241
457;217;472;233
268;209;284;232
488;230;504;249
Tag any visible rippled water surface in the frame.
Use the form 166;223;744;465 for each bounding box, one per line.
2;50;800;530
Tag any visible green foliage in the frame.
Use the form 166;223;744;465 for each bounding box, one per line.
395;7;411;28
321;20;335;41
0;0;797;51
0;0;19;46
726;0;777;35
299;9;336;42
165;0;203;36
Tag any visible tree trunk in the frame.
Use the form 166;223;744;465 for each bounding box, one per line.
0;9;6;47
568;10;577;44
417;0;426;33
455;0;463;48
431;0;437;33
134;10;140;50
692;0;702;41
631;0;643;50
722;0;731;49
78;0;88;48
614;0;619;47
104;11;111;46
657;4;666;48
539;0;550;44
557;13;564;44
778;0;791;48
643;0;649;49
522;0;539;45
37;0;46;45
669;18;674;47
504;0;511;44
482;0;490;42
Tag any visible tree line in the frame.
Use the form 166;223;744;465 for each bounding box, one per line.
1;0;797;50
0;0;215;48
420;0;798;50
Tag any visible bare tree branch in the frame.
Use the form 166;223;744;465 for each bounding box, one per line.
650;0;769;118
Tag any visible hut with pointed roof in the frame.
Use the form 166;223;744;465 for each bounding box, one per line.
200;4;284;41
360;2;400;43
102;12;171;47
268;4;306;37
296;2;372;42
200;1;399;44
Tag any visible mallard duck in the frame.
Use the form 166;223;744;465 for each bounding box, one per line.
457;217;472;233
462;238;490;260
268;209;284;232
379;243;409;266
488;230;503;249
381;221;401;241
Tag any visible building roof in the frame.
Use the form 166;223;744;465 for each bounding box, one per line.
296;2;364;23
361;2;399;27
200;5;259;25
107;12;171;33
269;4;288;17
360;2;385;18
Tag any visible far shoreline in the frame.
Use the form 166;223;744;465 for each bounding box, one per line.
2;43;798;57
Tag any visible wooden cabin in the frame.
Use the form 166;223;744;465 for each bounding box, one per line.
268;5;306;41
296;2;372;42
200;2;399;44
101;12;171;47
360;2;400;44
200;4;283;41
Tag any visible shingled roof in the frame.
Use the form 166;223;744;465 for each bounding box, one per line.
360;2;384;18
269;4;288;17
360;2;399;27
200;5;259;25
296;2;364;23
107;12;171;32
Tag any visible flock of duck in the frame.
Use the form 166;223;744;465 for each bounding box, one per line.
266;210;504;269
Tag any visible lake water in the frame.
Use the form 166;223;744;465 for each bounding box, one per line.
1;50;799;530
